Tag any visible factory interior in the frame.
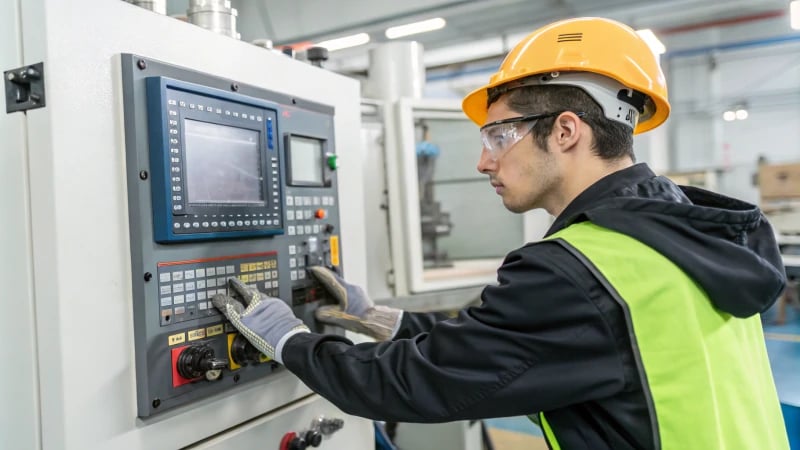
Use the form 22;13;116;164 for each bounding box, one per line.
3;0;800;449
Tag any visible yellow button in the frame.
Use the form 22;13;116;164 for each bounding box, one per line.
168;333;185;346
330;235;340;267
188;328;206;341
256;262;265;270
248;263;258;272
206;324;224;337
240;263;249;273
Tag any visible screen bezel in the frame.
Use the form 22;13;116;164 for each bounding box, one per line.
284;133;329;187
179;110;270;217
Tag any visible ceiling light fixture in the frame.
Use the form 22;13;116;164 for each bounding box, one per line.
636;29;666;55
385;17;446;39
315;33;370;51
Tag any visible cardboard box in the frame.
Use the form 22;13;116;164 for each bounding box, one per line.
759;163;800;200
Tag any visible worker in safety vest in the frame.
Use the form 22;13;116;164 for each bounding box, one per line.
213;17;789;450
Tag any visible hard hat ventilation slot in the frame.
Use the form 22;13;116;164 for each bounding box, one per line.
557;33;583;42
617;89;646;113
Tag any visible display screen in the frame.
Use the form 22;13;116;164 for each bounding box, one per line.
184;119;264;205
290;136;324;185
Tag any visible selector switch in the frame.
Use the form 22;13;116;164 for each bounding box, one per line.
176;344;227;381
230;334;266;366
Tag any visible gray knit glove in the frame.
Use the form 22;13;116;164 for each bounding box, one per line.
308;266;402;341
211;278;309;364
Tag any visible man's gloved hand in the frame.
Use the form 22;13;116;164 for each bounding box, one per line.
211;278;309;364
308;266;402;341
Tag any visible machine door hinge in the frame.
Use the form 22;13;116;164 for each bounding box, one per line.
5;62;46;113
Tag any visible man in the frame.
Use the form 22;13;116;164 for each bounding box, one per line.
213;17;789;449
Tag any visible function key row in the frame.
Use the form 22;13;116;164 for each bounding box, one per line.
286;196;335;207
173;219;281;230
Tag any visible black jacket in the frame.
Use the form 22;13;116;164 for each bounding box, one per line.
283;163;785;450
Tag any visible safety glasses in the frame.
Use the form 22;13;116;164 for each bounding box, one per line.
480;111;585;161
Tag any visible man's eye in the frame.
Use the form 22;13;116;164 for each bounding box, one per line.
490;132;509;148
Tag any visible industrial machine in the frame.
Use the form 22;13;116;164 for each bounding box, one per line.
360;43;552;301
1;0;372;448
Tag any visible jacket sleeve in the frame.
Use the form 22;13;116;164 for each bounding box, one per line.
393;311;451;339
282;242;628;423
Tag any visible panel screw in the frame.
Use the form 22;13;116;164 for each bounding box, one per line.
144;272;153;282
233;373;240;383
137;59;147;70
231;83;239;92
139;170;148;180
152;398;161;408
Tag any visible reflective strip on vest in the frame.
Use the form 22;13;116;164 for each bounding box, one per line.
537;222;788;450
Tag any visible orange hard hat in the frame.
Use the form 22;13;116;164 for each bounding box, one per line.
462;17;670;134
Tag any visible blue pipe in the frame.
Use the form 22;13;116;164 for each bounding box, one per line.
425;34;800;82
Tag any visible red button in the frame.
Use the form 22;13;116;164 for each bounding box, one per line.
315;209;326;219
280;432;297;450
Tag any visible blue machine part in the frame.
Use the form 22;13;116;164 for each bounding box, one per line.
146;77;285;243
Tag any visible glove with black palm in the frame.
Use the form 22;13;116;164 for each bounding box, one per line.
308;266;402;341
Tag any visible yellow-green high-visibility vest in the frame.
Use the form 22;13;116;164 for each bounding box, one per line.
537;221;788;450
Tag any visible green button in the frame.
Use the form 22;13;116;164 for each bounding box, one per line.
327;154;338;170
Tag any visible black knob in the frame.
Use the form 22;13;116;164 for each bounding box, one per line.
289;436;308;450
305;430;323;447
324;224;335;234
306;46;329;68
176;344;228;379
230;334;263;366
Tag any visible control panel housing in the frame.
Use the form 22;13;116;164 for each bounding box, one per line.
122;54;343;417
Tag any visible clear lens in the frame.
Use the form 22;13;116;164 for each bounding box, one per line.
480;120;537;160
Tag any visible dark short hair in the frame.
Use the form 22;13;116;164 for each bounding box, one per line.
487;84;635;161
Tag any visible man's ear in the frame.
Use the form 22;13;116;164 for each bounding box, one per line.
551;111;582;152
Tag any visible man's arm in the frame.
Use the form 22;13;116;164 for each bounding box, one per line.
282;242;628;423
392;311;450;339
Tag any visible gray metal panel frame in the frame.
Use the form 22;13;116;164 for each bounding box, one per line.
121;54;344;417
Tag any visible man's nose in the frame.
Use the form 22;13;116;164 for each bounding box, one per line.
477;147;495;174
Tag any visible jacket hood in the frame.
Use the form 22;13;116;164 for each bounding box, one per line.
555;164;786;318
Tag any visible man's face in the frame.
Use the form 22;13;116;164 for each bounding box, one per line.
476;100;562;213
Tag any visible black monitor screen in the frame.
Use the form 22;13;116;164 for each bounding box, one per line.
184;119;264;205
290;136;324;185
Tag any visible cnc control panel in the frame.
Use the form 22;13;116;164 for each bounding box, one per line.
122;55;343;417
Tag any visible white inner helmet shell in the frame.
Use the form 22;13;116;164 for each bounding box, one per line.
502;72;655;130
